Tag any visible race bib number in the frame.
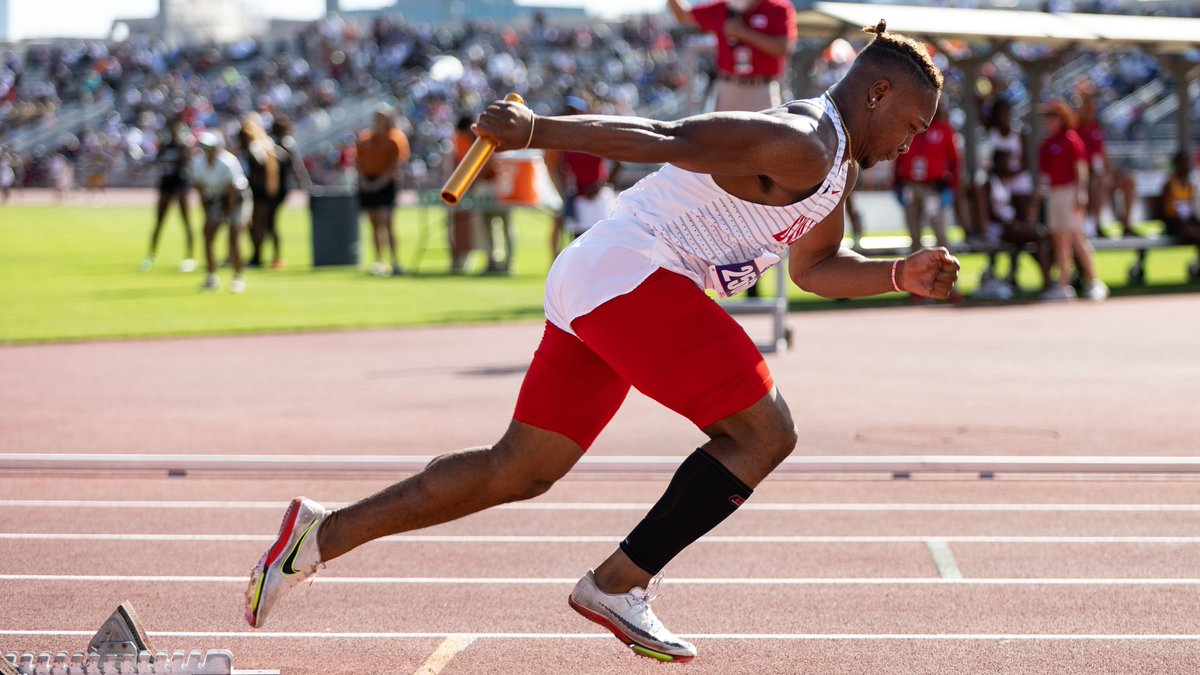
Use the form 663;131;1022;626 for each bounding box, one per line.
706;252;781;298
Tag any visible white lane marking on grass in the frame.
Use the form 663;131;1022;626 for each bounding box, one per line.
3;533;1200;544
1;630;1199;641
2;574;1199;586
5;500;1200;513
413;636;474;675
925;540;964;579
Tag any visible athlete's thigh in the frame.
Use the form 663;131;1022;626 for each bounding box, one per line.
572;269;773;430
513;321;631;451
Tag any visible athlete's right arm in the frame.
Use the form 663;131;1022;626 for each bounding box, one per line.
472;99;830;186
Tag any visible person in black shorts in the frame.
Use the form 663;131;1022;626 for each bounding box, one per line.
262;114;312;270
356;105;410;276
143;120;196;272
237;114;281;269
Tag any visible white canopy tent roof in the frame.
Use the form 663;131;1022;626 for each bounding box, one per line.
796;2;1200;53
792;2;1200;182
797;3;1095;46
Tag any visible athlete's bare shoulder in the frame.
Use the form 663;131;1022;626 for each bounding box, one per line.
726;100;839;201
778;99;840;168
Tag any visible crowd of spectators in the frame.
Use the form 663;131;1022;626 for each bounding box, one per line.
0;11;690;192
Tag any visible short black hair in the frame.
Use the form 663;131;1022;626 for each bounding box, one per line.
856;19;943;92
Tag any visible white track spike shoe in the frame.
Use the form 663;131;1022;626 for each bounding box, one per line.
245;497;328;628
568;570;697;662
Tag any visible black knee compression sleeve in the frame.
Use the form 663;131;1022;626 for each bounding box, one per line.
619;448;753;575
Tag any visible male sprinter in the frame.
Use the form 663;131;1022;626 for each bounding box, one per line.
245;21;958;662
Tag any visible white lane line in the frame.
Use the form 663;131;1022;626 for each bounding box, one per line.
3;533;1200;544
3;574;1199;586
5;500;1200;513
413;636;474;675
1;630;1199;641
925;541;964;580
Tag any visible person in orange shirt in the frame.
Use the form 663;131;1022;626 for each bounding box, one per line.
356;105;410;276
447;115;513;274
447;117;479;273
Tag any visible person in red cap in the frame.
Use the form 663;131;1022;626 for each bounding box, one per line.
1037;99;1108;301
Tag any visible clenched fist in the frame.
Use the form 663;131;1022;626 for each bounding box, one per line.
900;247;960;299
472;99;536;152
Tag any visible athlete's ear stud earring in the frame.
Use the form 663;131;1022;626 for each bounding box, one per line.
867;99;876;109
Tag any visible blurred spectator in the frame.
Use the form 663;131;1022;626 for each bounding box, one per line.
895;100;959;251
446;114;514;275
977;151;1054;299
81;131;113;198
546;95;620;260
357;104;410;276
986;98;1035;225
236;112;282;269
1157;152;1200;267
1074;85;1137;237
266;114;312;271
49;150;73;203
447;116;479;273
1037;100;1107;301
142;119;196;273
192;131;250;293
0;146;17;204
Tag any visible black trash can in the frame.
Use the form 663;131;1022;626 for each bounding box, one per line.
309;185;361;267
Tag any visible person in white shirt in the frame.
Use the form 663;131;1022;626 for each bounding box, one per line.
192;132;251;293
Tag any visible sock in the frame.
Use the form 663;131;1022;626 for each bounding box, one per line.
619;448;753;575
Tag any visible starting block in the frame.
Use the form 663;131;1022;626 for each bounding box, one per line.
4;602;277;675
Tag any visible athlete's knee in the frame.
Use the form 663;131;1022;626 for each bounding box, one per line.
759;417;798;464
728;395;797;465
484;427;581;503
486;443;560;502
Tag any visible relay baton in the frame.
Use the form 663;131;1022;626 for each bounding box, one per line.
440;93;525;206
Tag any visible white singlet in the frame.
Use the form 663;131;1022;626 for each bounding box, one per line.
544;94;850;335
987;127;1033;195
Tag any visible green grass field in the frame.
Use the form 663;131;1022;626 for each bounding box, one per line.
1;201;1196;344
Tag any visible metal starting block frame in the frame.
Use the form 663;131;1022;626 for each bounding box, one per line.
4;602;277;675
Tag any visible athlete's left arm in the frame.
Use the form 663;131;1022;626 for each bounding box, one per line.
788;164;960;299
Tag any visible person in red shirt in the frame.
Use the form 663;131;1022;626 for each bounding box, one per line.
1037;100;1107;301
1075;86;1137;237
894;100;959;251
668;0;796;113
547;95;621;259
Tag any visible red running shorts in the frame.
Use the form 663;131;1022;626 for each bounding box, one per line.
513;268;774;450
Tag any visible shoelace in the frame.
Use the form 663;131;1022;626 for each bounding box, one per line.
629;573;666;626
